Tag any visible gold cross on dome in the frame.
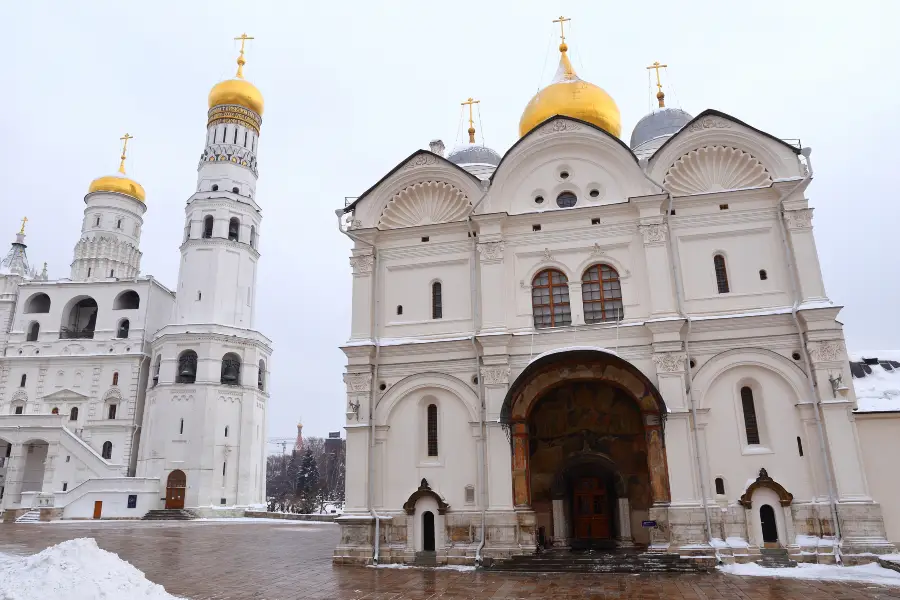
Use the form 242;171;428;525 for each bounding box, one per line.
234;33;254;77
118;133;133;174
19;216;27;234
646;61;668;91
461;97;480;143
235;32;254;54
553;16;571;45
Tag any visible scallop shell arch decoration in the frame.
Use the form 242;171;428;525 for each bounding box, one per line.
663;146;772;196
378;181;471;229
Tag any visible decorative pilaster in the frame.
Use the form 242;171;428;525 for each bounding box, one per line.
638;218;678;316
616;497;634;546
783;207;827;302
567;281;585;325
348;251;375;340
343;370;372;423
477;240;507;333
552;498;568;547
512;421;530;508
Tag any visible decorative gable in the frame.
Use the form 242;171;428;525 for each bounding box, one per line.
663;146;772;196
377;181;472;229
41;388;91;401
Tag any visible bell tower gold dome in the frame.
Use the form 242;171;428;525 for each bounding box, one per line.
87;133;146;203
519;32;621;138
208;33;264;116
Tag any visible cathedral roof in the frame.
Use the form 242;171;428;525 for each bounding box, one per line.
629;108;693;150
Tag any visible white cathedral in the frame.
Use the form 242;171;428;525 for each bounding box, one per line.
0;40;270;520
334;22;900;567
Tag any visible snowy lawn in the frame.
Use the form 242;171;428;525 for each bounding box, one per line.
719;561;900;586
0;538;182;599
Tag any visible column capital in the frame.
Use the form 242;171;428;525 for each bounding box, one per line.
476;241;505;263
807;339;845;364
784;208;814;231
480;366;510;387
349;252;374;276
653;351;687;374
639;219;668;246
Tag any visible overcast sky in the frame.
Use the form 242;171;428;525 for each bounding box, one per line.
4;1;898;446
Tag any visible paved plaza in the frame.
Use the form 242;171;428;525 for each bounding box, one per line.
1;520;900;599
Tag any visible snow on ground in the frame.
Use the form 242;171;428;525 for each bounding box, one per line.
850;351;900;412
193;517;335;524
368;563;477;572
719;561;900;586
0;538;182;600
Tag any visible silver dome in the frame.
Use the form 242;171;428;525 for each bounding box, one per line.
447;145;501;167
629;108;693;150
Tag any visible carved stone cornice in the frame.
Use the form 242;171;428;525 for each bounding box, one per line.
349;253;374;275
784;208;814;231
638;222;668;245
480;366;510;387
403;153;439;170
537;119;582;135
685;116;732;133
807;340;845;364
180;237;260;259
476;241;505;263
343;372;372;393
653;352;687;373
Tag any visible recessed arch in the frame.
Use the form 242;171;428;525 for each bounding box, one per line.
24;293;51;314
61;296;98;339
113;290;140;310
739;468;793;508
374;372;479;426
692;348;808;410
26;321;40;341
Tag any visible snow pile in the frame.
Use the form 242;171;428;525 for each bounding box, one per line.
719;561;900;586
710;537;750;549
0;538;182;600
850;351;900;412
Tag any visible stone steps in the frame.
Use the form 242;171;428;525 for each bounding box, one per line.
757;548;797;569
414;551;437;567
14;510;41;523
142;509;196;521
486;550;713;573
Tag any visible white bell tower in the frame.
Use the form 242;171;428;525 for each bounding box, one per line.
137;35;272;514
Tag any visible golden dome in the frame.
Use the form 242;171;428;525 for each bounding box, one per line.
208;34;264;115
519;43;621;138
88;133;145;202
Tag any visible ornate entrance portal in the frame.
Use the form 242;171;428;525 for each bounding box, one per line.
165;470;187;509
500;349;670;549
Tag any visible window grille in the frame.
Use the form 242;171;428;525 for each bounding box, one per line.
581;264;623;324
740;386;760;444
531;269;571;328
427;404;438;457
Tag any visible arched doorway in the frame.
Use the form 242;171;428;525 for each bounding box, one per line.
760;504;778;545
165;470;187;509
422;511;436;552
500;349;669;549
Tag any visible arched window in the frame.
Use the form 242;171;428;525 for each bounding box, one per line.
107;404;117;419
202;215;214;239
24;293;51;314
70;407;78;421
152;355;161;387
176;350;198;384
101;441;112;460
431;282;442;319
228;218;240;242
26;322;40;341
427;404;438;457
396;305;403;315
258;360;266;391
116;219;123;229
113;290;140;310
740;386;760;445
51;407;59;415
714;254;730;294
112;372;119;386
531;269;571;328
581;264;624;323
232;186;239;194
220;352;241;385
62;297;98;339
116;319;130;339
179;418;184;434
714;477;725;495
211;184;219;192
250;225;256;249
19;374;26;387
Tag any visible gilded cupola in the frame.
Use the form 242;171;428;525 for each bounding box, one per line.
208;33;265;116
87;133;146;203
519;16;621;139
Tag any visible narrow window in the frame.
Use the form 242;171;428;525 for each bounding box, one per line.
197;291;202;301
759;269;768;281
797;436;804;457
70;407;78;421
225;426;229;438
740;386;760;445
14;406;23;415
87;267;91;277
95;216;101;226
244;131;248;147
112;372;119;386
180;418;184;434
108;404;117;420
396;305;403;315
203;215;214;239
101;441;112;460
27;322;40;342
62;482;68;492
531;269;571;328
212;184;219;191
110;269;115;278
19;374;26;387
258;360;265;391
432;282;442;319
427;404;438;457
116;219;122;229
228;217;240;242
250;225;256;249
715;477;725;495
714;254;730;293
582;264;623;323
223;461;227;476
116;319;129;339
152;355;161;387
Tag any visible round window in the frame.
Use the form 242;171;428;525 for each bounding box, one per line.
560;171;570;179
589;189;600;198
556;192;577;208
534;195;544;204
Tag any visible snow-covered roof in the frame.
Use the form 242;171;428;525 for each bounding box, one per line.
850;351;900;413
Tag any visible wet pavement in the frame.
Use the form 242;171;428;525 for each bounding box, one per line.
1;520;899;599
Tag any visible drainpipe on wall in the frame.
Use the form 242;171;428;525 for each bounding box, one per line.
464;186;490;565
639;168;718;561
336;210;385;565
771;149;843;563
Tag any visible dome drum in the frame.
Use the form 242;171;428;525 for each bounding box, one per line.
207;105;262;135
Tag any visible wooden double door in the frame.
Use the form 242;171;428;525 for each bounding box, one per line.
165;470;186;509
573;477;610;540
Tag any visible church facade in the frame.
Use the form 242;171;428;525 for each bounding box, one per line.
0;39;270;520
335;29;896;565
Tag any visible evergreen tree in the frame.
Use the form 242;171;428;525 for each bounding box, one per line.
296;447;320;514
